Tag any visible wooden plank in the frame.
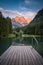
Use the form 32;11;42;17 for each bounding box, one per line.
0;46;43;65
25;46;35;65
0;46;14;65
26;46;41;65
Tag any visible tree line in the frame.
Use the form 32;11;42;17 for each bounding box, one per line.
0;12;12;37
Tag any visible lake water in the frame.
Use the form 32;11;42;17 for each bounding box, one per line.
0;37;43;57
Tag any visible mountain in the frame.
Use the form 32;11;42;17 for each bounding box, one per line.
12;17;23;28
12;9;43;35
12;16;27;26
24;9;43;35
26;18;32;24
12;21;22;28
29;9;43;27
12;16;32;27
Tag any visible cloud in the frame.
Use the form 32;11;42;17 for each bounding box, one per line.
24;0;38;5
25;0;31;4
0;7;21;15
20;6;27;10
0;7;36;19
20;6;34;12
21;11;36;18
0;7;22;18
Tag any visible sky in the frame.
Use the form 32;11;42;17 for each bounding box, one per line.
0;0;43;19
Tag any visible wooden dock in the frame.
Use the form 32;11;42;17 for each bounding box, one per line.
0;46;43;65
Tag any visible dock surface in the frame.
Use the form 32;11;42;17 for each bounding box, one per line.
0;46;43;65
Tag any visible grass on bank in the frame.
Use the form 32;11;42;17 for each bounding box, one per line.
8;34;16;37
8;34;41;37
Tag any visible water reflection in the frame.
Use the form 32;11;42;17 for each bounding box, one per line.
0;37;43;56
0;38;12;56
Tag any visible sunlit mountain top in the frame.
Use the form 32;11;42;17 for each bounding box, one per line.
12;16;32;26
26;18;33;24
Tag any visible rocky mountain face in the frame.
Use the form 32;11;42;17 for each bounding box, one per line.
12;16;32;28
12;21;22;28
26;18;32;24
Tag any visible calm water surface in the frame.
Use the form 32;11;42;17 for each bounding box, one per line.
0;37;43;57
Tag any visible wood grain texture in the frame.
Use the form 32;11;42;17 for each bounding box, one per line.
0;46;43;65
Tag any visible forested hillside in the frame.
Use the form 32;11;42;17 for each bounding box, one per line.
25;9;43;35
0;12;12;37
